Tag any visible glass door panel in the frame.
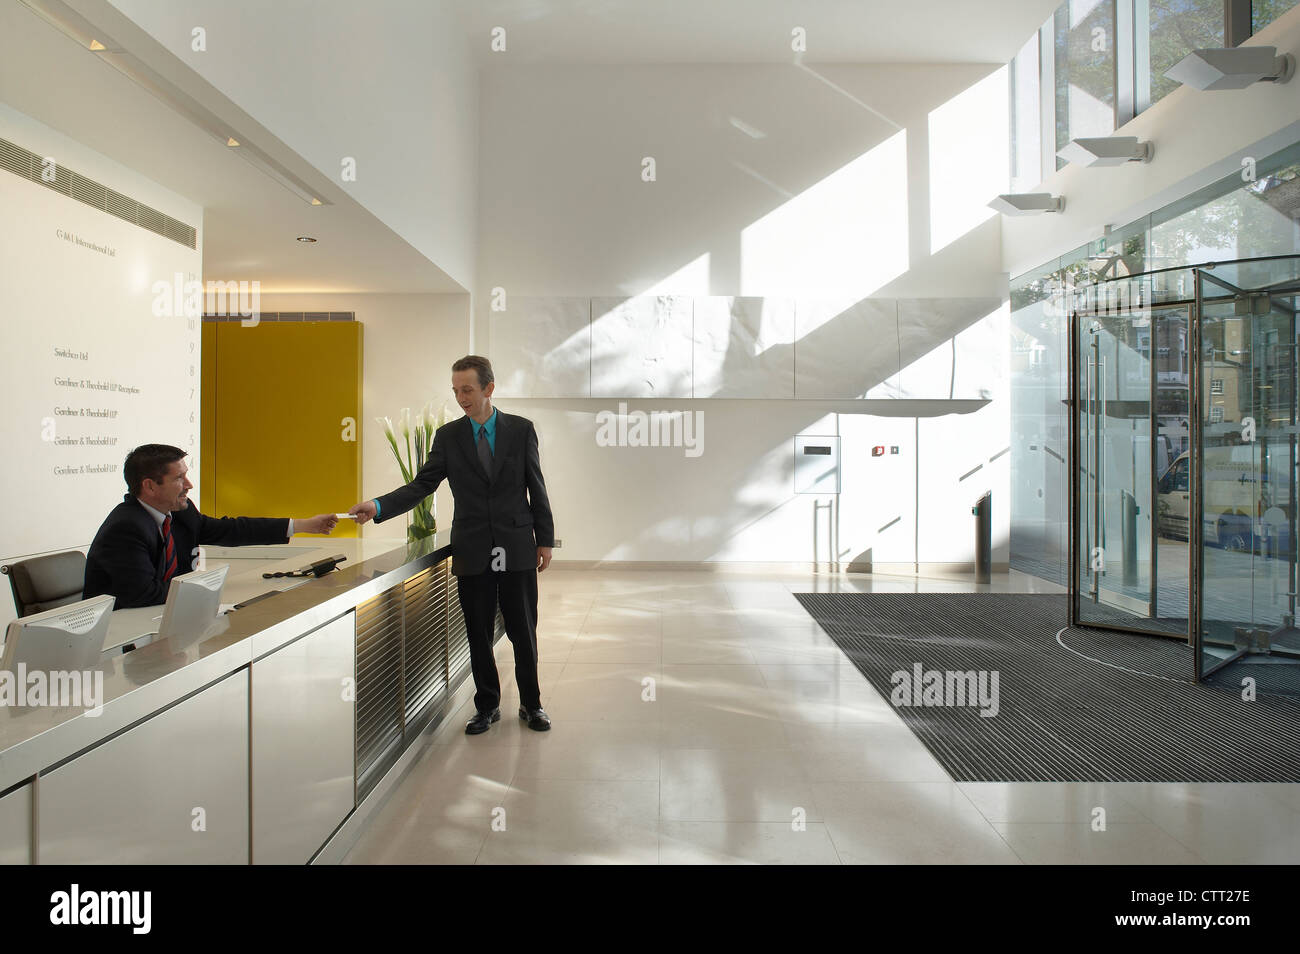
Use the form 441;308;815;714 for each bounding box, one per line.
1076;309;1155;626
1197;268;1300;679
1152;306;1191;634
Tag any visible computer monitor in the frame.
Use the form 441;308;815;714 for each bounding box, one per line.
157;564;229;639
1;595;115;673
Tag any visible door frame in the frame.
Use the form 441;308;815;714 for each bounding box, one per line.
1068;293;1190;638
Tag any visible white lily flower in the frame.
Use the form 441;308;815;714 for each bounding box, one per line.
399;407;411;439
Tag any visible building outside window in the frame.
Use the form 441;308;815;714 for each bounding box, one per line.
1145;0;1224;108
1054;0;1117;171
1009;0;1299;178
1010;33;1042;193
1255;0;1300;32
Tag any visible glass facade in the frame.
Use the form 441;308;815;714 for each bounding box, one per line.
1009;140;1300;587
1011;262;1069;584
1150;145;1300;267
1007;0;1297;186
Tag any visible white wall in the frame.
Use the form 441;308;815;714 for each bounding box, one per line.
0;104;202;629
475;63;1012;567
477;63;1007;302
1002;8;1300;279
108;0;480;291
258;293;470;540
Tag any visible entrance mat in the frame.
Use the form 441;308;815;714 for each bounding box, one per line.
793;592;1300;782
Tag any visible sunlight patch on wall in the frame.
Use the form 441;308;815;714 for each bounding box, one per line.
741;130;909;304
929;68;1009;256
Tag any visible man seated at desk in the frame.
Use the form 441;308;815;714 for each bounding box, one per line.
83;443;337;609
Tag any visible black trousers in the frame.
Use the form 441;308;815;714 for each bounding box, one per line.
456;568;541;713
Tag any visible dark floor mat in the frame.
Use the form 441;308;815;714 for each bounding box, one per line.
794;592;1300;782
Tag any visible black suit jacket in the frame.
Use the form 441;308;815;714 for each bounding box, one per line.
83;495;290;608
374;411;554;576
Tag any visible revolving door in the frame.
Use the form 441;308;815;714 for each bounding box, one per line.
1070;255;1300;685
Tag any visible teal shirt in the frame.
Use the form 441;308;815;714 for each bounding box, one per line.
375;409;498;517
471;408;498;455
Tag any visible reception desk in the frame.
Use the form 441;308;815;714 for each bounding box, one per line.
0;532;500;864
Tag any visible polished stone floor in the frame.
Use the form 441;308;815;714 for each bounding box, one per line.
341;567;1300;864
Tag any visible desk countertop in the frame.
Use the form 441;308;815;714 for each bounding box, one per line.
0;532;450;791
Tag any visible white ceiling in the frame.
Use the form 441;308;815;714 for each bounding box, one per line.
0;0;464;293
452;0;1060;64
0;0;1062;294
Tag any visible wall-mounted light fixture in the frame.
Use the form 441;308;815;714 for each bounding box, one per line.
1057;136;1153;167
987;193;1065;215
1165;46;1294;90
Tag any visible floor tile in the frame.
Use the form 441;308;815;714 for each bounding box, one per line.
343;567;1295;864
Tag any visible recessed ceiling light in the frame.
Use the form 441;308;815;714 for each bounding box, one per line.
88;38;106;51
310;197;322;206
226;137;240;147
296;236;317;243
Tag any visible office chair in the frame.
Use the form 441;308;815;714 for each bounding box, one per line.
1;550;87;618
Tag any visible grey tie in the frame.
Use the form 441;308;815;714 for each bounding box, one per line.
477;426;492;478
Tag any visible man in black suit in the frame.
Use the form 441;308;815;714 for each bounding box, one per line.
84;444;338;609
349;355;556;734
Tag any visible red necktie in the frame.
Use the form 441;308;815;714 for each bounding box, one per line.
161;515;178;583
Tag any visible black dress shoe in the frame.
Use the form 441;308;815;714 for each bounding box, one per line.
519;706;551;731
465;708;501;735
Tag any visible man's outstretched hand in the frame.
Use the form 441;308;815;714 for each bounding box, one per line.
296;514;339;535
348;501;378;525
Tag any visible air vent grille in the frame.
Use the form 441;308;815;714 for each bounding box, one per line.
352;555;504;802
201;312;357;322
355;586;403;797
403;565;449;728
0;136;197;250
62;607;102;634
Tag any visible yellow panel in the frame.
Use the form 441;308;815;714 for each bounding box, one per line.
200;321;218;506
209;321;361;537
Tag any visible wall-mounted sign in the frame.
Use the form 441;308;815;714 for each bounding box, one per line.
795;435;840;494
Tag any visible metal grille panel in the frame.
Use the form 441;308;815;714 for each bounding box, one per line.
0;136;198;249
403;564;449;727
353;556;505;801
354;587;403;797
447;577;470;683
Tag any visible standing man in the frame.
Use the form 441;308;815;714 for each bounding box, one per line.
349;356;555;734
